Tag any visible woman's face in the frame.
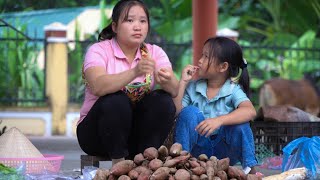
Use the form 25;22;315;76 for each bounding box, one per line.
113;5;149;47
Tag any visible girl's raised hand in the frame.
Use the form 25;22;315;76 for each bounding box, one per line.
195;117;223;137
181;65;199;83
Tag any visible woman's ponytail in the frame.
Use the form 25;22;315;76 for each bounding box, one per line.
98;24;115;41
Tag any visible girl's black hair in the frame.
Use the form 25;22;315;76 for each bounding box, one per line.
98;0;150;41
204;36;251;96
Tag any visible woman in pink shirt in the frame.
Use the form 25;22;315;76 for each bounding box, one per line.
77;0;179;165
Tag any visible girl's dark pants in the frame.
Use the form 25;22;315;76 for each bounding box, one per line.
77;90;176;159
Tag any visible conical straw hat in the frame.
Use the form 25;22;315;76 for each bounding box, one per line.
0;127;43;158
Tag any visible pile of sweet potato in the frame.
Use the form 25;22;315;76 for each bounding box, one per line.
93;143;261;180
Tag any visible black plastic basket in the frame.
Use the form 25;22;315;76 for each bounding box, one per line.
251;121;320;155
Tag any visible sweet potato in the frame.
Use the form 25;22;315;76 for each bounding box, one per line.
158;145;169;160
150;167;170;180
107;174;116;180
137;171;151;180
143;147;159;160
163;158;180;167
174;169;191;180
168;174;175;180
174;153;191;163
227;166;246;180
169;167;177;174
216;170;227;180
217;158;230;172
189;160;201;168
198;154;208;161
118;175;131;180
199;161;207;168
110;160;135;176
191;166;206;176
141;159;150;167
247;174;262;180
206;160;215;180
181;150;189;156
169;143;182;157
200;174;209;180
149;158;163;171
191;175;201;180
134;166;152;175
134;153;145;165
93;168;110;180
128;169;139;179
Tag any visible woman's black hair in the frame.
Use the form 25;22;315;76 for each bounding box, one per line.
98;0;150;41
204;36;251;96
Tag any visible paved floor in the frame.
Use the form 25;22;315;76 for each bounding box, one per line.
29;136;282;179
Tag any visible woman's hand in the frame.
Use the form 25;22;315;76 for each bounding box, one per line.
155;68;174;85
195;117;224;137
135;57;155;76
181;65;199;83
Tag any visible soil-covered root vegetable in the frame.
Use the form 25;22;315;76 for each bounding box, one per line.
169;143;182;157
199;161;207;168
137;171;151;180
227;166;246;180
247;174;262;180
163;158;180;167
118;175;131;180
189;160;201;168
168;174;175;180
191;166;207;176
213;177;222;180
134;153;145;165
174;169;191;180
169;167;177;174
93;168;110;180
158;145;169;160
134;166;152;175
148;158;163;171
173;153;191;163
107;174;116;180
191;174;201;180
128;169;139;179
217;158;230;172
110;160;135;176
200;174;209;180
143;147;159;160
181;150;189;156
198;154;208;161
206;160;215;180
150;167;170;180
216;170;227;180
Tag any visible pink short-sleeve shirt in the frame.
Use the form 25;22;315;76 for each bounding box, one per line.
78;38;172;124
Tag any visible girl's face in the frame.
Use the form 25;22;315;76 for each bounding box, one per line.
198;43;226;79
113;5;149;47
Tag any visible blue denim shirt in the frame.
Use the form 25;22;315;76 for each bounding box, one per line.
182;79;250;119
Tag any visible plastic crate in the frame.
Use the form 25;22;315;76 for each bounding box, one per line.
251;121;320;155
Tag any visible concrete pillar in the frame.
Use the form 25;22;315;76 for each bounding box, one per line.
192;0;218;66
44;22;68;135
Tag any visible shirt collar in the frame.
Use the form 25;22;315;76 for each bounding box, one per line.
111;38;142;60
195;79;235;99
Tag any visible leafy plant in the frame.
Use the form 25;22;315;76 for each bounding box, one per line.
0;22;44;106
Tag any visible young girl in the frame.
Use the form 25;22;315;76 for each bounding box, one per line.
173;36;258;174
77;0;178;165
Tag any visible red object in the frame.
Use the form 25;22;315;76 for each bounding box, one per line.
192;0;218;66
